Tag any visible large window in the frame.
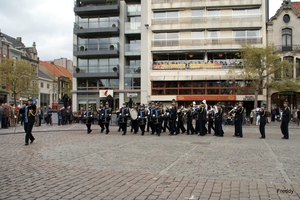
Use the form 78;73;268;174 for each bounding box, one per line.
153;11;178;19
78;79;119;90
207;10;220;21
282;28;292;51
232;8;260;15
283;56;294;78
233;30;260;44
77;58;119;73
153;32;179;47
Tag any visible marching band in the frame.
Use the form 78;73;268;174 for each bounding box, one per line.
81;99;291;139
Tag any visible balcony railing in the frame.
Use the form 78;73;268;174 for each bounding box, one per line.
74;20;119;29
152;15;262;25
75;65;119;74
151;60;242;70
125;44;141;55
74;43;119;51
152;37;262;47
75;0;119;7
274;45;300;52
125;22;141;33
125;66;141;74
151;0;262;7
127;4;141;16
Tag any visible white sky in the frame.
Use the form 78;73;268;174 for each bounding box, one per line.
0;0;288;61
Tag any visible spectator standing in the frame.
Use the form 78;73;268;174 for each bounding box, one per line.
61;107;67;125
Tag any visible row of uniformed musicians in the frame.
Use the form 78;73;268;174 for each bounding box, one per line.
114;99;228;137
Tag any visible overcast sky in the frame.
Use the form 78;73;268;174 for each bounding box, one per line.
0;0;289;61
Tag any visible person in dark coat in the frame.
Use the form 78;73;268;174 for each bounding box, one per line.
258;104;267;139
61;107;67;125
19;99;37;145
281;101;291;139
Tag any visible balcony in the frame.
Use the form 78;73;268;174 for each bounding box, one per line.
127;4;141;16
152;37;262;50
151;60;242;70
74;21;120;37
74;65;119;78
274;45;300;52
74;0;120;16
125;66;141;77
125;22;141;34
151;0;262;9
125;44;141;56
73;43;119;58
152;15;262;31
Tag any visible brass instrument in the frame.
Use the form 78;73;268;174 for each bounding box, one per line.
228;106;238;115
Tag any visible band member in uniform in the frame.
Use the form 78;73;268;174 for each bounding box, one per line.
234;102;244;138
162;105;170;133
197;102;206;136
103;102;112;134
138;104;148;135
84;106;93;134
119;103;129;135
131;103;139;134
186;104;194;135
215;103;224;137
207;105;215;135
98;102;105;132
258;104;267;139
169;99;177;135
153;103;162;136
281;101;291;139
176;106;186;134
19;99;37;145
146;102;153;132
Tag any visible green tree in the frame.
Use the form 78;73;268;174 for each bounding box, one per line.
0;58;37;105
228;44;291;111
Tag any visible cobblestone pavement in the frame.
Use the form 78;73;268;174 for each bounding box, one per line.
0;122;299;200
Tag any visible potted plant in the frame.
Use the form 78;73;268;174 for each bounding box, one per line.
112;24;116;27
110;45;115;50
80;46;84;51
80;26;83;29
113;67;118;72
76;67;80;73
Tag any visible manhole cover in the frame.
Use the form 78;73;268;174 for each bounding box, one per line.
190;142;211;145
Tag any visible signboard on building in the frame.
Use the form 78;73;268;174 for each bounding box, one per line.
153;63;186;70
99;90;114;98
177;95;236;101
189;63;222;69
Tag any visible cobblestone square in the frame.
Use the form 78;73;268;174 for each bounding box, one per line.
0;123;299;200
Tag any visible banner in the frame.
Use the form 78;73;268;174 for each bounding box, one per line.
153;63;186;70
99;90;114;98
189;63;222;69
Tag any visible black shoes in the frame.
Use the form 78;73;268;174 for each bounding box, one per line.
30;138;35;144
259;137;265;139
101;128;105;133
24;143;29;146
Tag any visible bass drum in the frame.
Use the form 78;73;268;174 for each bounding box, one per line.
130;108;138;120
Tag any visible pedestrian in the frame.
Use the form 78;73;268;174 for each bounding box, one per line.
57;107;62;126
103;102;112;134
0;104;3;128
215;103;224;137
61;107;67;125
37;107;43;126
271;107;276;122
297;108;300;126
2;103;9;129
258;104;267;139
281;101;291;139
66;106;72;124
138;104;147;136
19;99;37;146
98;102;105;132
250;109;254;124
234;101;244;138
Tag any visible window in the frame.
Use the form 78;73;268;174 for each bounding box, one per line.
40;82;44;88
191;31;204;39
283;56;294;78
47;84;50;89
153;32;179;47
232;8;260;15
282;28;292;51
153;11;178;19
208;31;220;45
207;10;220;21
233;30;260;44
191;10;203;17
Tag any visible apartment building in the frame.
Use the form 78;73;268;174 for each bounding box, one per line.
73;0;269;113
267;0;300;109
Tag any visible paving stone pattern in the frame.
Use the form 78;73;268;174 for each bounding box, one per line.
0;123;299;200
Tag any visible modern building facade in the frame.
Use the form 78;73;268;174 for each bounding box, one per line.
267;0;300;109
73;0;269;113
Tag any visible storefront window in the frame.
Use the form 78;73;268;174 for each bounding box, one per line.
193;89;205;94
207;89;219;94
179;89;192;95
153;81;164;88
152;90;164;95
166;89;178;95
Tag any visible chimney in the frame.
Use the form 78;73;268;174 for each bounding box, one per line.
16;37;22;42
